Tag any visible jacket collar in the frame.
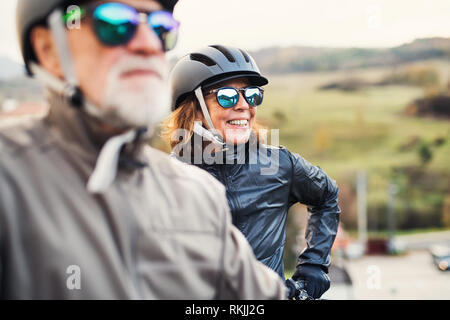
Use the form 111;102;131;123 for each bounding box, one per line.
172;132;264;166
212;142;248;164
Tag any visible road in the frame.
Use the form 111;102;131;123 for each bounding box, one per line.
324;249;450;300
394;230;450;250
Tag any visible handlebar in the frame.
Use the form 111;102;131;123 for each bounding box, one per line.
285;278;313;300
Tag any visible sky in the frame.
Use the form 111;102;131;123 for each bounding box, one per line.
1;0;450;64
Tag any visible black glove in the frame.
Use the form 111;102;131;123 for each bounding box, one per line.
285;278;311;300
292;264;330;299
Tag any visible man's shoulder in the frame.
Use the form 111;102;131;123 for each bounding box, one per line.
142;147;229;226
143;146;226;193
0;115;48;157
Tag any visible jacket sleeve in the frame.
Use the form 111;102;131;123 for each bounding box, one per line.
217;188;286;300
288;151;341;272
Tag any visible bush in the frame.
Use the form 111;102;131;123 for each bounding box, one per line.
404;95;450;119
378;66;440;87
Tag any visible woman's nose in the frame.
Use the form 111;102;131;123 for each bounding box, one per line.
234;92;250;110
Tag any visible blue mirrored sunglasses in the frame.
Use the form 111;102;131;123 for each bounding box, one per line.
206;86;265;108
64;2;179;51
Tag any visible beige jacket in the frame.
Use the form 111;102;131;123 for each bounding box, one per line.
0;92;285;299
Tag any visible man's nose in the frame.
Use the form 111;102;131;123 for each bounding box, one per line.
125;21;164;56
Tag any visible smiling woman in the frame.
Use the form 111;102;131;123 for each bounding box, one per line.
163;44;341;300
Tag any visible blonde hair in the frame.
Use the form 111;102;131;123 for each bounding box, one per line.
161;94;267;153
161;95;198;150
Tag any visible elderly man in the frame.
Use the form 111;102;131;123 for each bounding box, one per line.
0;0;286;299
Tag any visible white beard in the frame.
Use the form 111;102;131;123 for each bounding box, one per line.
99;56;170;135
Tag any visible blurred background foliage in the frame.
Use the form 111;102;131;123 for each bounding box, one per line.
133;38;450;269
252;39;450;268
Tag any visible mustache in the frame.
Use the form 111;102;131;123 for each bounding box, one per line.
108;56;169;80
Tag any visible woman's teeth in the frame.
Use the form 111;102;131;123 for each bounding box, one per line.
227;119;248;126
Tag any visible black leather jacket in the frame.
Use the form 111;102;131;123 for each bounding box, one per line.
174;141;340;279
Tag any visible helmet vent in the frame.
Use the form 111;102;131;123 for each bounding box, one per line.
239;49;250;63
190;53;217;66
209;45;236;63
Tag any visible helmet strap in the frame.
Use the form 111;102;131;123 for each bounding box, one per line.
194;87;215;130
193;121;226;147
194;87;226;148
47;8;82;107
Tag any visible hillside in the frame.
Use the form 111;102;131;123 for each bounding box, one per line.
250;37;450;74
256;59;450;232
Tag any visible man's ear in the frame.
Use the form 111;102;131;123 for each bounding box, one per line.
30;26;64;78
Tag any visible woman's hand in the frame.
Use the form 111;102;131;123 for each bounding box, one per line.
291;264;330;299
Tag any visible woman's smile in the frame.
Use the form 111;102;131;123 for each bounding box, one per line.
226;118;249;128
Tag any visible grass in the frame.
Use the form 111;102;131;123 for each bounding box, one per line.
258;61;450;273
254;61;450;234
258;63;450;183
